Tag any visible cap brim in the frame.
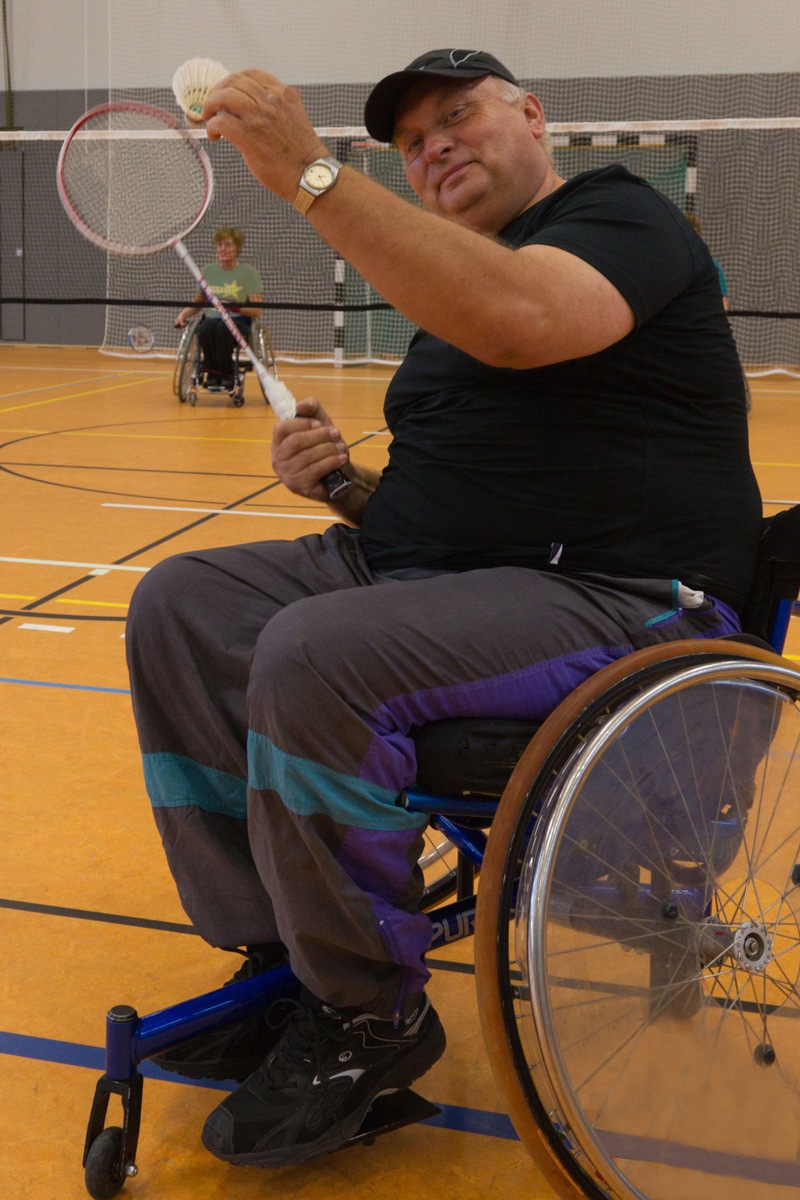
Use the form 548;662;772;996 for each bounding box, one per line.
364;67;492;144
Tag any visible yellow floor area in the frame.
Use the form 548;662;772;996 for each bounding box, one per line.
1;345;798;1200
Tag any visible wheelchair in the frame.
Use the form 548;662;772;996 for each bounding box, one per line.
172;313;278;408
83;506;800;1200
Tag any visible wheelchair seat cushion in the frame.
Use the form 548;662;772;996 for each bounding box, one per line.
412;717;541;797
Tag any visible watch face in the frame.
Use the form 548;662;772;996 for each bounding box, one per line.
305;164;335;190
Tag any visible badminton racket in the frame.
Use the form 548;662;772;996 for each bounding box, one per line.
56;101;351;501
127;324;155;353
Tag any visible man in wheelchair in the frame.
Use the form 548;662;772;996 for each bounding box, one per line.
126;50;762;1170
174;225;263;392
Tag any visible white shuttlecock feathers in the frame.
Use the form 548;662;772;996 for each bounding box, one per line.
172;57;229;124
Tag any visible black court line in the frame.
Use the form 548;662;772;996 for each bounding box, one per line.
1;459;271;481
0;609;126;621
0;896;473;976
0;897;196;935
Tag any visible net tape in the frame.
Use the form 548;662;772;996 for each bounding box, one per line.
4;116;800;368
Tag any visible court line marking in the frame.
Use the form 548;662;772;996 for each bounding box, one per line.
3;430;270;446
0;375;123;400
0;363;396;384
18;622;74;633
0;427;383;449
0;676;129;693
0;556;148;572
103;503;334;521
0;377;162;414
0;594;128;609
3;1026;800;1173
0;1029;516;1139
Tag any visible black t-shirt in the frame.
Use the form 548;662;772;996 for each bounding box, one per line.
358;166;762;609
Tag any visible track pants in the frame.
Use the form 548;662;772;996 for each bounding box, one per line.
126;524;741;1018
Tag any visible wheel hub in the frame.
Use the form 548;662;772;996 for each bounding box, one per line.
732;919;774;971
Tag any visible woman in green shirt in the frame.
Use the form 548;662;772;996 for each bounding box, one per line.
175;226;264;390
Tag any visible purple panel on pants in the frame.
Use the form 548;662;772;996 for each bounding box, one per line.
371;893;431;995
358;644;631;791
337;825;422;904
336;827;432;995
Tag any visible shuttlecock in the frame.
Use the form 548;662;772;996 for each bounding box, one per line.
172;57;229;124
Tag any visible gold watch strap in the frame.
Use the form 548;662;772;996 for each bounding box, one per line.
293;186;317;216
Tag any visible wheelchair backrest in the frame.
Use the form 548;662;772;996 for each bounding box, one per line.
741;504;800;647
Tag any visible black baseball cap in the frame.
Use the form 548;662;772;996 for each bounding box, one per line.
364;49;520;144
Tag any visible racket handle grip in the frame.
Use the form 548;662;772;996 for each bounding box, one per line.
323;469;353;500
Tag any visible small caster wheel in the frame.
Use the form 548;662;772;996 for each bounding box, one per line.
232;394;244;407
84;1126;129;1200
188;390;197;407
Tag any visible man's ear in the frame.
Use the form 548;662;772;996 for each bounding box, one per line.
522;92;547;140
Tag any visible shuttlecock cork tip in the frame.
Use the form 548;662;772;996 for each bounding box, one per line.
172;57;229;125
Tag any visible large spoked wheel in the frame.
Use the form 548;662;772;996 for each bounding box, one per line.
475;639;800;1200
173;316;202;402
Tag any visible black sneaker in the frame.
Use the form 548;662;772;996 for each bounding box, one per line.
152;945;288;1082
201;993;446;1166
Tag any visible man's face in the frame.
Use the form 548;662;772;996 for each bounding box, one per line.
215;237;239;269
393;76;549;233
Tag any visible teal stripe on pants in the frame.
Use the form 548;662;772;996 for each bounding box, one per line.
247;730;427;831
143;751;247;818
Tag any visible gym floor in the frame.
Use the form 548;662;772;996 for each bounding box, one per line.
2;345;798;1200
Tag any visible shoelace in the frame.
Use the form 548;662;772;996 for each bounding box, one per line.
264;1002;349;1087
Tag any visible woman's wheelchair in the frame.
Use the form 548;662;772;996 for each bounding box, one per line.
172;314;278;408
83;506;800;1200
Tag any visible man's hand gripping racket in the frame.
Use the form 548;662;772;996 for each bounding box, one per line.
56;99;352;502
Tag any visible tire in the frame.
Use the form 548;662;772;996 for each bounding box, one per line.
84;1126;126;1200
475;639;800;1200
250;321;278;404
175;321;202;403
172;325;192;397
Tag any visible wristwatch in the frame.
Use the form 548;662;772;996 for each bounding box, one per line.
293;157;342;216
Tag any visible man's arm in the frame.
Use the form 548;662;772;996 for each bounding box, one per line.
306;175;634;368
203;72;634;369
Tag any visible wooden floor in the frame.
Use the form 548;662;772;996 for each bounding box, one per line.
1;344;798;1200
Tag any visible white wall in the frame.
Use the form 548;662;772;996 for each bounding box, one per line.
6;0;800;91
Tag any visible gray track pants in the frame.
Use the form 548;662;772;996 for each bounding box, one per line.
126;523;740;1018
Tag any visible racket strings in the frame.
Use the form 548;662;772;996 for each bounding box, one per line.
59;107;211;255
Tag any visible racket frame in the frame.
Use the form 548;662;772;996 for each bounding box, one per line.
56;100;213;256
57;99;351;500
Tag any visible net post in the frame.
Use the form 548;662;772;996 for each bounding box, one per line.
334;256;345;369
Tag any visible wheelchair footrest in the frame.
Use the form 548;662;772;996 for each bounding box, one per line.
347;1088;441;1148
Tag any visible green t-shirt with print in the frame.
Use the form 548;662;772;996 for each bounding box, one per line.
200;262;262;316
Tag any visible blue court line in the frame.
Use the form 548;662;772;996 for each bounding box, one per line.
0;1030;516;1140
0;676;130;694
4;1029;799;1181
